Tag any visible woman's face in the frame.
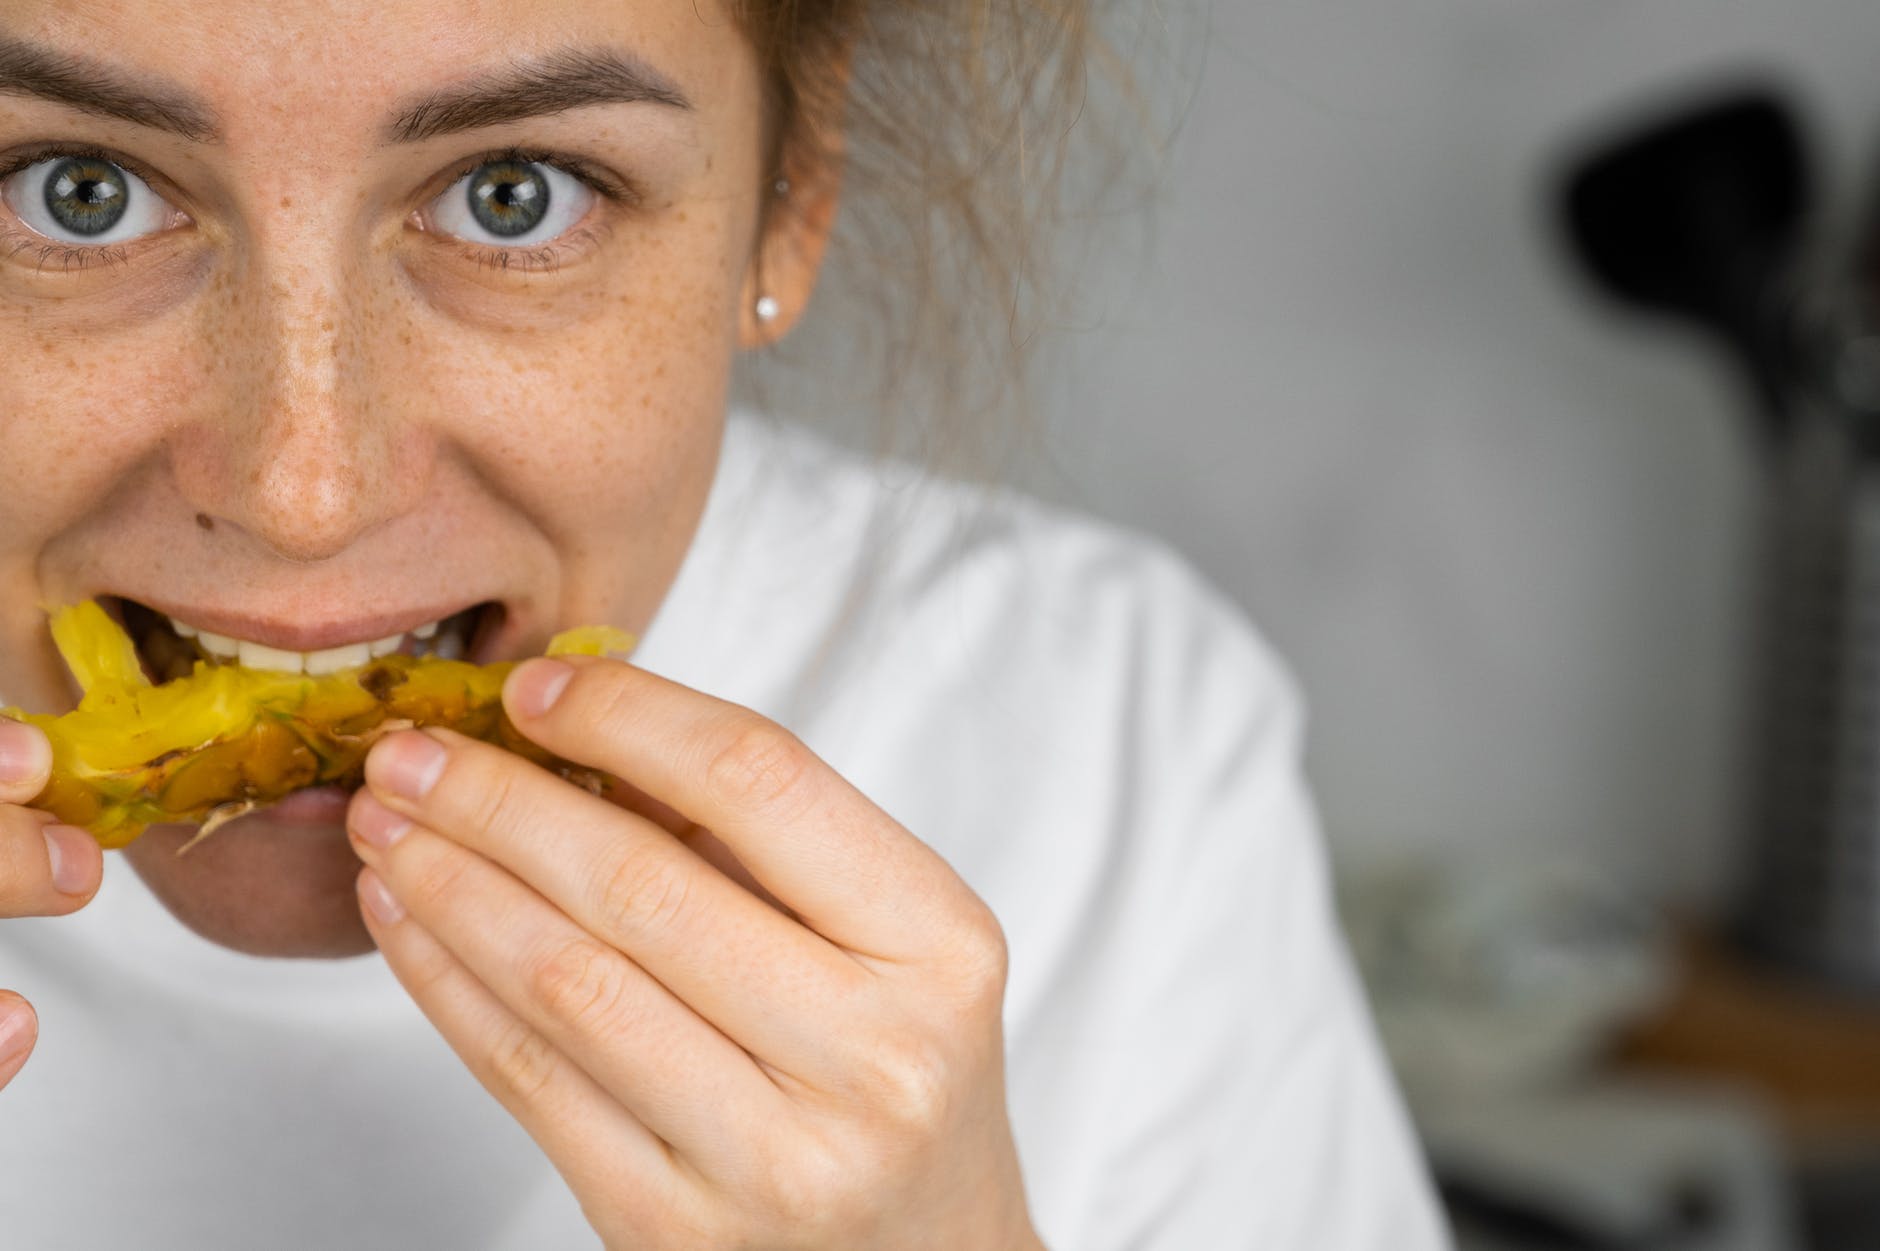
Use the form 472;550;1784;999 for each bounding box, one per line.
0;0;824;955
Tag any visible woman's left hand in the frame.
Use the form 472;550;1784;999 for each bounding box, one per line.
346;655;1044;1251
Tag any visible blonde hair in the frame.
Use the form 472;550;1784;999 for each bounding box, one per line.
730;0;1164;473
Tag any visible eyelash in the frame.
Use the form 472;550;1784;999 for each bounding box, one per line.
3;237;133;273
450;223;614;276
0;142;148;187
0;142;634;275
0;143;151;272
430;145;634;274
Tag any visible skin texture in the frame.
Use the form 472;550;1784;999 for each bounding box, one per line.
0;2;1046;1245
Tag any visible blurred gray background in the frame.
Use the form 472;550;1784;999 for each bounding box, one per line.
769;1;1880;911
1017;0;1880;906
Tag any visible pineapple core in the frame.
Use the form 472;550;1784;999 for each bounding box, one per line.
3;601;635;848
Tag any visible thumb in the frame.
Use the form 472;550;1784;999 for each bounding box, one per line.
0;719;51;807
0;992;38;1093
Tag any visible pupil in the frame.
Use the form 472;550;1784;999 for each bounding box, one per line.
45;158;130;237
468;162;550;238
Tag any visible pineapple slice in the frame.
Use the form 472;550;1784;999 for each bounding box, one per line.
3;601;635;848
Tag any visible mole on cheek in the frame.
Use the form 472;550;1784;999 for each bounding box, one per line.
195;513;215;532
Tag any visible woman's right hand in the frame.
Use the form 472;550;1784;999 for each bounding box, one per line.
0;718;102;1094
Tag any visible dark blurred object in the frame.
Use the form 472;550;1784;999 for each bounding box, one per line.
1562;89;1808;425
1619;928;1880;1251
1559;86;1880;994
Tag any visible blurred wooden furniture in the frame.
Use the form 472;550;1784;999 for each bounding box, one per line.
1617;927;1880;1150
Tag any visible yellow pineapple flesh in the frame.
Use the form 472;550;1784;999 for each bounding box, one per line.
3;601;634;848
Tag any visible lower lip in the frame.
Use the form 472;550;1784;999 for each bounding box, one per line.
255;785;356;825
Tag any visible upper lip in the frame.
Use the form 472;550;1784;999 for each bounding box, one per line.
109;595;495;653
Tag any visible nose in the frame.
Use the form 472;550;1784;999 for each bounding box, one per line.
169;242;433;565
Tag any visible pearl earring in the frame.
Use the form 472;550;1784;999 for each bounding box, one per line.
755;295;780;323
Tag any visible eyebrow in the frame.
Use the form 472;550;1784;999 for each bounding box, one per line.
0;37;219;141
387;48;692;143
0;38;689;147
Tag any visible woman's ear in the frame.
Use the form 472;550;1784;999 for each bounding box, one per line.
738;148;843;349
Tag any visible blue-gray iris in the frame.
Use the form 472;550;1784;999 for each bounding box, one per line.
45;158;129;237
468;162;550;238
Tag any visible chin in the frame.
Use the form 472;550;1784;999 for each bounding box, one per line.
121;805;377;958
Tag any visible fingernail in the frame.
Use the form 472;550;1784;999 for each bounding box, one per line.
507;659;573;720
0;719;49;786
357;868;406;926
0;1001;35;1074
42;825;93;896
349;792;412;852
375;733;447;803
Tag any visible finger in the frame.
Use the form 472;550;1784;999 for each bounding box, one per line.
605;776;795;916
0;717;51;805
0;719;97;914
362;728;865;1078
355;868;690;1212
600;776;690;838
0;992;37;1092
671;823;794;916
0;804;100;917
349;798;796;1177
503;658;982;959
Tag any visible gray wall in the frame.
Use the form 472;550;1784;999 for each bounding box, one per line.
789;3;1880;906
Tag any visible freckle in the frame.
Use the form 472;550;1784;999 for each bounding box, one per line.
195;513;215;532
280;197;292;209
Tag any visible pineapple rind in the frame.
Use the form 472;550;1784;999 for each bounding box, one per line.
3;603;636;848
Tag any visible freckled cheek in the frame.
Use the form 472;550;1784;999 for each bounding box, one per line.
0;317;215;556
395;262;742;533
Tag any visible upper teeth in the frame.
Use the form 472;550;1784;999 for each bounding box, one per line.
171;616;450;675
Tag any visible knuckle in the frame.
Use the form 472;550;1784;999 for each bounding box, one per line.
751;1132;856;1232
949;907;1011;1002
595;842;694;940
525;935;634;1035
398;937;461;1002
457;751;527;841
703;716;814;815
0;776;45;808
860;1028;955;1137
0;809;63;917
486;1019;563;1106
565;662;638;738
0;720;51;805
402;846;473;917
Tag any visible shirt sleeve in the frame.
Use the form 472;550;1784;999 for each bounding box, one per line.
1010;554;1452;1250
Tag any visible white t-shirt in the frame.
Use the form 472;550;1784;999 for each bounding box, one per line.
1;413;1448;1249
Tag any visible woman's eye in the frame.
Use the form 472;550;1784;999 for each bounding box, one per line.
0;155;175;245
427;160;596;248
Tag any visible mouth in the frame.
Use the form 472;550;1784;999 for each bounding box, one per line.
101;596;506;685
23;596;623;847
